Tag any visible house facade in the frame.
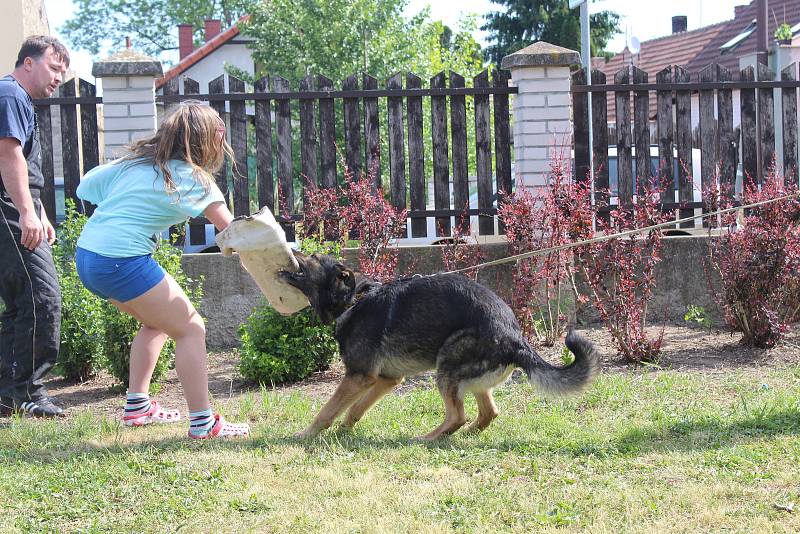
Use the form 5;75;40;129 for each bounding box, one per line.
156;18;256;97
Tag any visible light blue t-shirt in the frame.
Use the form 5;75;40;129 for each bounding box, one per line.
76;158;225;257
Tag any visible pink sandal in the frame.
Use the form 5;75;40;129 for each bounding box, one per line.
188;413;250;439
123;400;181;427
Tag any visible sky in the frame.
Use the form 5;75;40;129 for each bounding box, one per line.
45;0;754;82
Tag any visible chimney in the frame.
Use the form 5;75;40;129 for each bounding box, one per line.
672;16;688;34
204;19;222;42
734;4;747;19
178;24;194;60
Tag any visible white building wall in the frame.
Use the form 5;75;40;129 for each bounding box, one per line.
173;40;256;115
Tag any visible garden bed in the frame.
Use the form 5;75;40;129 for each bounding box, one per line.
13;324;800;421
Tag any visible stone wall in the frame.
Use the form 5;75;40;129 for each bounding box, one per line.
183;236;720;349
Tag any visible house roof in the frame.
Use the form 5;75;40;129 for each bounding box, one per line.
597;21;728;122
598;0;800;123
687;0;800;73
155;16;249;90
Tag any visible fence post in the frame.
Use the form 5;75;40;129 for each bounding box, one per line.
92;49;163;161
501;42;581;190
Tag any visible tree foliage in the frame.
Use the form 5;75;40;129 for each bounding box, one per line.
60;0;249;60
481;0;621;65
241;0;484;84
61;0;484;83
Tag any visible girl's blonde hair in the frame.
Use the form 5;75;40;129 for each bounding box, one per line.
121;100;232;197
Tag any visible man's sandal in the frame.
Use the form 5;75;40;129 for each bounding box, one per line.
123;400;181;427
188;413;250;439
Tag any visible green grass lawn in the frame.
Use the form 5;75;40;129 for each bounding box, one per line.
1;366;799;533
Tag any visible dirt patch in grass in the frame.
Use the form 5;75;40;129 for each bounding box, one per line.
5;324;800;420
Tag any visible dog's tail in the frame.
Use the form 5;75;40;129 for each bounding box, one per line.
515;330;600;396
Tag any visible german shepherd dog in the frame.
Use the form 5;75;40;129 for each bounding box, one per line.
280;252;600;441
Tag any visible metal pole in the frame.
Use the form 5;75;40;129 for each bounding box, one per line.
581;2;594;186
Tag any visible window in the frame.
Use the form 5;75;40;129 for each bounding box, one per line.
720;20;757;54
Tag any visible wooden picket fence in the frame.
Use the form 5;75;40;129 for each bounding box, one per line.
572;62;800;226
32;76;101;222
157;69;516;242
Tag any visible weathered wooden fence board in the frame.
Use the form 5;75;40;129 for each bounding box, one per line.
387;73;406;211
614;66;632;204
363;74;381;186
674;66;693;226
632;67;650;194
740;66;758;186
59;79;80;209
474;70;493;235
757;62;776;180
572;69;590;185
449;71;469;231
299;75;318;199
782;64;798;184
342;74;361;180
406;73;426;238
431;71;451;236
656;67;674;204
228;75;249;216
254;76;275;210
591;70;609;208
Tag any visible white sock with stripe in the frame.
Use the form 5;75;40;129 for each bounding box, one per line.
125;392;151;417
189;408;215;437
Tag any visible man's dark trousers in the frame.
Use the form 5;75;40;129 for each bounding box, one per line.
0;224;60;402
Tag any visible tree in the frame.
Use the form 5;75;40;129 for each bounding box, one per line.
481;0;620;65
60;0;250;60
240;0;484;85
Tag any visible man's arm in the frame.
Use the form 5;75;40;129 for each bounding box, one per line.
0;136;42;249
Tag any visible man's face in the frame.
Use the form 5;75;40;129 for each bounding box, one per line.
25;47;67;98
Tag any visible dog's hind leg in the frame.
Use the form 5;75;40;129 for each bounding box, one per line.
413;379;467;441
464;389;499;434
294;373;375;439
342;375;404;428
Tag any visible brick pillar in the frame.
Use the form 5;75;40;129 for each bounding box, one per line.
92;49;163;161
501;42;581;190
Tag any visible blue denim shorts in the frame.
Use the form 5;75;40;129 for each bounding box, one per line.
75;247;166;302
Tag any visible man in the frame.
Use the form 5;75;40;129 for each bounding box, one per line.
0;36;69;417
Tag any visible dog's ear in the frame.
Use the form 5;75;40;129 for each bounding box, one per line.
335;264;356;289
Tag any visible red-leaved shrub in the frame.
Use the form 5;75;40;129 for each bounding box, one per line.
499;150;592;346
300;162;407;283
500;148;669;361
440;207;484;281
575;179;670;362
705;170;800;347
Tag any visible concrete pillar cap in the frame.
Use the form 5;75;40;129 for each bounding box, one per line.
501;41;581;70
92;49;163;77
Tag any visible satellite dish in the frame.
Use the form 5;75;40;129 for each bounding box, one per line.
628;35;641;54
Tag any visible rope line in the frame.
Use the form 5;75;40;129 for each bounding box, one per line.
443;192;800;276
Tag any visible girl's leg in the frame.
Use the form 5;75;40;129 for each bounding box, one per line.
114;273;210;412
108;313;169;395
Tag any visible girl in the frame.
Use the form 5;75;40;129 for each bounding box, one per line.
75;101;249;439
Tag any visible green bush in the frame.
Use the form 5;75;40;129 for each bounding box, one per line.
54;201;203;386
53;202;106;381
238;238;339;385
239;302;338;385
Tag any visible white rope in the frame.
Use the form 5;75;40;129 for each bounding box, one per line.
443;192;800;275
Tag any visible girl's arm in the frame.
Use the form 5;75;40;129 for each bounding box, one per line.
203;200;234;232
